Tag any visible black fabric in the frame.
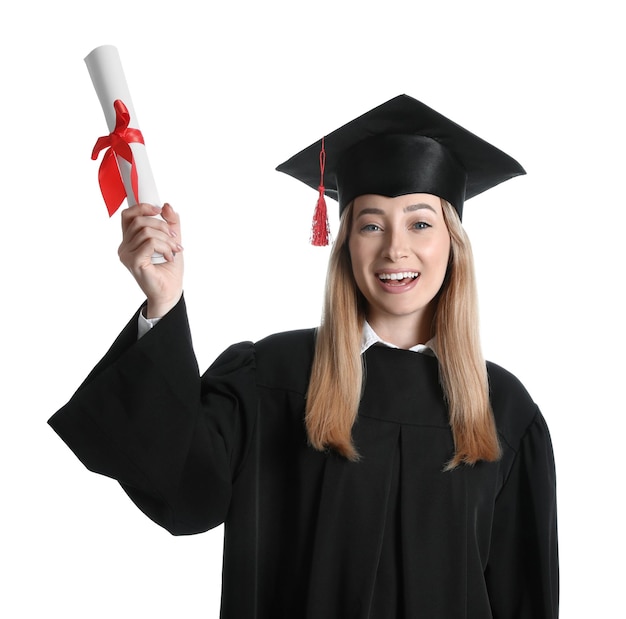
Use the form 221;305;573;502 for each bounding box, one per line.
49;297;558;618
275;94;526;219
337;135;467;218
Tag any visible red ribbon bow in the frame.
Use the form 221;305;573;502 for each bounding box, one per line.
91;99;145;216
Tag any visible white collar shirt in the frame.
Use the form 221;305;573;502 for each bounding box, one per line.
360;321;437;357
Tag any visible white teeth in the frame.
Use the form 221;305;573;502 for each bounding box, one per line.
378;272;419;280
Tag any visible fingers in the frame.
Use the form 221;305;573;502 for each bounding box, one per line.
119;203;183;266
160;203;180;235
121;203;172;237
120;201;162;224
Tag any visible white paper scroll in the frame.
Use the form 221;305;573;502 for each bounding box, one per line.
85;44;165;264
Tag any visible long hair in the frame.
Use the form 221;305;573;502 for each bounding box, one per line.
305;203;365;461
305;199;501;468
436;201;501;469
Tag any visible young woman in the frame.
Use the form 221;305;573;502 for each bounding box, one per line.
49;95;558;618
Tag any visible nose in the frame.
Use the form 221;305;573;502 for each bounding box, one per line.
382;227;409;261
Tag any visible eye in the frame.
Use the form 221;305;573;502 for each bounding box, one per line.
361;223;382;232
411;221;431;230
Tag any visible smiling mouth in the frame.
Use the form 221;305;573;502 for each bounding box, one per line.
377;271;420;285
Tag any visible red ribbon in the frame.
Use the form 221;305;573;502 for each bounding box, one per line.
91;99;145;216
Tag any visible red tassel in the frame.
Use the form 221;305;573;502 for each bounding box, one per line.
311;190;330;246
310;137;331;246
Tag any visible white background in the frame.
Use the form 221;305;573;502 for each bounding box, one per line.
2;0;624;616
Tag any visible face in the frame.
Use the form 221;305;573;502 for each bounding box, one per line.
348;193;451;339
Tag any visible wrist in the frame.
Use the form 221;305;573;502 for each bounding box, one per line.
145;291;183;319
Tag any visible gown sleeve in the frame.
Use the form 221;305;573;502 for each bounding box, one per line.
484;409;559;618
48;296;258;536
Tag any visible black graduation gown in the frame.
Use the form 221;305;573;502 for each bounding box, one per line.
49;298;558;618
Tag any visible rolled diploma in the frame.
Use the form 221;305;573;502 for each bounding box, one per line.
85;45;165;264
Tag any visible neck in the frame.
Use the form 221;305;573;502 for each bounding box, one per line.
367;306;435;350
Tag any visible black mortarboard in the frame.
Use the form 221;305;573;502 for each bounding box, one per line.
276;94;525;244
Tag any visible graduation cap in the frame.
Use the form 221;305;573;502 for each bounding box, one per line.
276;94;525;245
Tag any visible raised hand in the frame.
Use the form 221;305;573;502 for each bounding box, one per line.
118;202;184;318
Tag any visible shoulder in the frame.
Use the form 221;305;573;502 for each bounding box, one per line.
253;328;317;394
255;328;317;355
206;329;316;394
486;361;534;407
486;360;541;452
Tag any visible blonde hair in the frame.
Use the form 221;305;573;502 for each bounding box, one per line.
305;199;501;468
305;203;365;461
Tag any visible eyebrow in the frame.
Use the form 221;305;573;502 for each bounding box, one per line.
355;203;437;218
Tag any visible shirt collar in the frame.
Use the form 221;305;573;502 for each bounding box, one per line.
360;321;437;357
